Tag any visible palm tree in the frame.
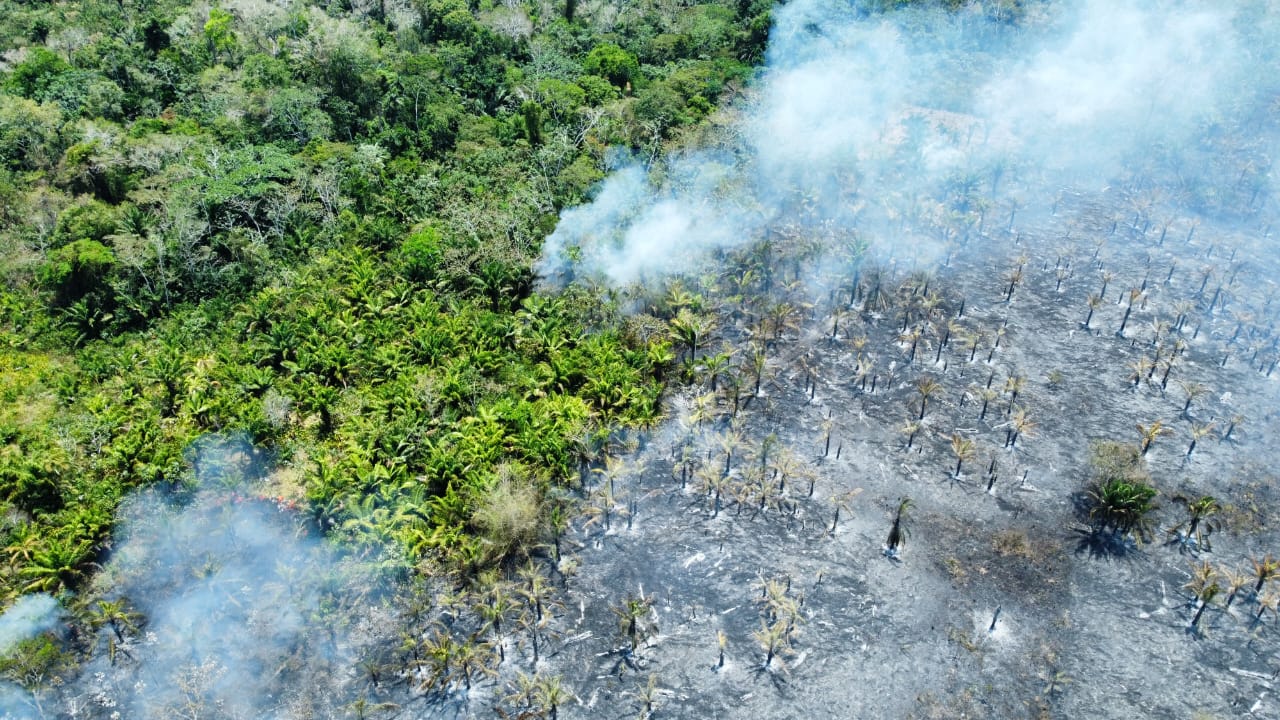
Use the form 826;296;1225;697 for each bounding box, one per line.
698;350;733;391
1082;293;1103;330
87;598;141;643
1166;495;1221;551
669;309;712;363
475;582;518;666
828;489;862;535
581;481;626;534
689;391;718;429
418;627;461;693
1088;479;1157;543
1177;381;1207;418
533;674;570;720
974;386;999;422
613;593;654;651
147;345;190;416
885;497;913;558
753;618;794;671
949;434;976;478
1185;561;1221;633
1007;408;1036;450
1185;422;1215;460
899;419;922;451
1251;554;1280;595
1116;288;1142;338
1219;565;1251;609
915;376;942;420
20;537;92;594
1136;420;1170;456
1003;374;1025;414
630;673;661;718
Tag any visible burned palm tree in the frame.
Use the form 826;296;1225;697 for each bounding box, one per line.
949;433;976;479
915;376;942;420
613;593;655;652
1098;270;1114;300
1003;262;1025;303
1219;565;1250;609
974;385;999;422
1007;408;1036;450
1003;374;1025;414
1185;561;1221;635
828;489;862;535
1251;554;1280;595
1136;420;1170;456
1082;293;1103;330
754;618;795;672
1177;380;1207;418
900;419;922;451
820;417;835;458
630;673;662;718
1166;495;1221;552
748;344;770;397
1184;422;1215;460
533;674;570;720
1116;288;1143;338
958;331;981;363
1127;356;1154;389
1222;414;1244;443
885;497;913;559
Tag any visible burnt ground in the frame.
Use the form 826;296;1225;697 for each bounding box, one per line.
504;186;1280;720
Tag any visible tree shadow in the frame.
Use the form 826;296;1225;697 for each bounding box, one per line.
1071;526;1143;559
1069;490;1145;559
749;662;791;694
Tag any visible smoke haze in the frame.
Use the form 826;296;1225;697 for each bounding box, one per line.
1;436;399;720
538;0;1280;286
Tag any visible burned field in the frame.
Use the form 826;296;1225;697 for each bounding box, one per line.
527;185;1280;719
8;2;1280;719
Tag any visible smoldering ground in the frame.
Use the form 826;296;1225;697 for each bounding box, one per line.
0;435;406;720
538;0;1280;289
522;1;1280;718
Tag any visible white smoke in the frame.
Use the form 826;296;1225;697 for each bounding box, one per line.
0;435;400;719
538;0;1277;286
0;596;60;656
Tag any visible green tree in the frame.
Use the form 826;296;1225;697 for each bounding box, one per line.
39;239;116;306
584;44;639;89
203;8;238;64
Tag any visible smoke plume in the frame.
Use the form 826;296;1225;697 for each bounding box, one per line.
538;0;1280;286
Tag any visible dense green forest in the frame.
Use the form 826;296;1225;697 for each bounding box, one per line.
0;0;780;603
